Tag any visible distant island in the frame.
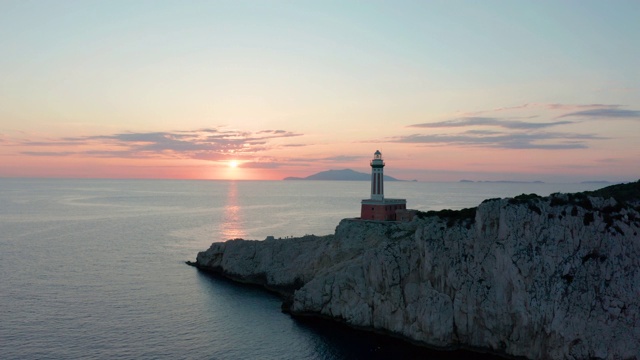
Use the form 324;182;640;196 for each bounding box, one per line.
460;180;545;184
284;168;402;181
460;180;616;185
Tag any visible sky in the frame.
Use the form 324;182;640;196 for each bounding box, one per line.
1;0;639;182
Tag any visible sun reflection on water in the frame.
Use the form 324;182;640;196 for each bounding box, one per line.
220;181;246;240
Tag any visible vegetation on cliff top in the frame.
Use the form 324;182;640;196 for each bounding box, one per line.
584;179;640;204
416;207;477;228
413;180;640;229
549;180;640;209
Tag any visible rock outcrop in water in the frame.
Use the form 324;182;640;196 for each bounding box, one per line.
191;181;640;359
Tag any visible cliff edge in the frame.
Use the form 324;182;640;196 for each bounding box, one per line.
191;181;640;359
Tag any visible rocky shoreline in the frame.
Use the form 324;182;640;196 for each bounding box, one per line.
189;181;640;359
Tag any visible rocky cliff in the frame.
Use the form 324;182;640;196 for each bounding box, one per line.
191;181;640;359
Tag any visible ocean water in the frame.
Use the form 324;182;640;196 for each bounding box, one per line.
0;179;606;359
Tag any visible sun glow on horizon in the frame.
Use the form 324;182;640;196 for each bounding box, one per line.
229;160;238;168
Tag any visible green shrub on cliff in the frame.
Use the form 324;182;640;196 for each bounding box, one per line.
415;180;640;229
585;180;640;205
416;207;477;228
508;193;542;204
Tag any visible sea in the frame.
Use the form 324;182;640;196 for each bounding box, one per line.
0;178;608;359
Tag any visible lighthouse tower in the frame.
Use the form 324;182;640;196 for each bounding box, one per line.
360;150;407;221
370;150;384;201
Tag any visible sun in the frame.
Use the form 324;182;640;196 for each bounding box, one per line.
229;160;238;168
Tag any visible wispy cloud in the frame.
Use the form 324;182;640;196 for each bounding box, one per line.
546;103;622;111
17;128;303;160
21;151;78;157
320;155;366;162
238;161;301;169
595;157;623;163
595;86;637;94
558;108;640;119
385;130;605;149
462;103;622;116
479;102;639;118
400;102;635;151
409;117;573;129
463;103;622;116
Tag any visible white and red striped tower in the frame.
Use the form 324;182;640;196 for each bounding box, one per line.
360;150;407;221
370;150;385;201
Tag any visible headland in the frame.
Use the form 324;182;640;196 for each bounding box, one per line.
189;180;640;359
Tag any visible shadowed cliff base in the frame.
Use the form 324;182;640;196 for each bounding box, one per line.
189;265;504;359
190;180;640;359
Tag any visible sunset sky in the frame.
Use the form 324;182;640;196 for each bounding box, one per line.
1;1;639;182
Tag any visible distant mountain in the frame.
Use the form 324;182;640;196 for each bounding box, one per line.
459;180;545;184
284;169;402;181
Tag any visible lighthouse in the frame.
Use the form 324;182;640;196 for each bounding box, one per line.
370;150;384;201
360;150;407;221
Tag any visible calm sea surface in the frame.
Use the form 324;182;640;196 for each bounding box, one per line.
0;179;606;359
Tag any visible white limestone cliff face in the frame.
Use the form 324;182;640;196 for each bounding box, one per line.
194;194;640;359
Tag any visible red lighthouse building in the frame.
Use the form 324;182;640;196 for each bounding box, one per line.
360;150;407;221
